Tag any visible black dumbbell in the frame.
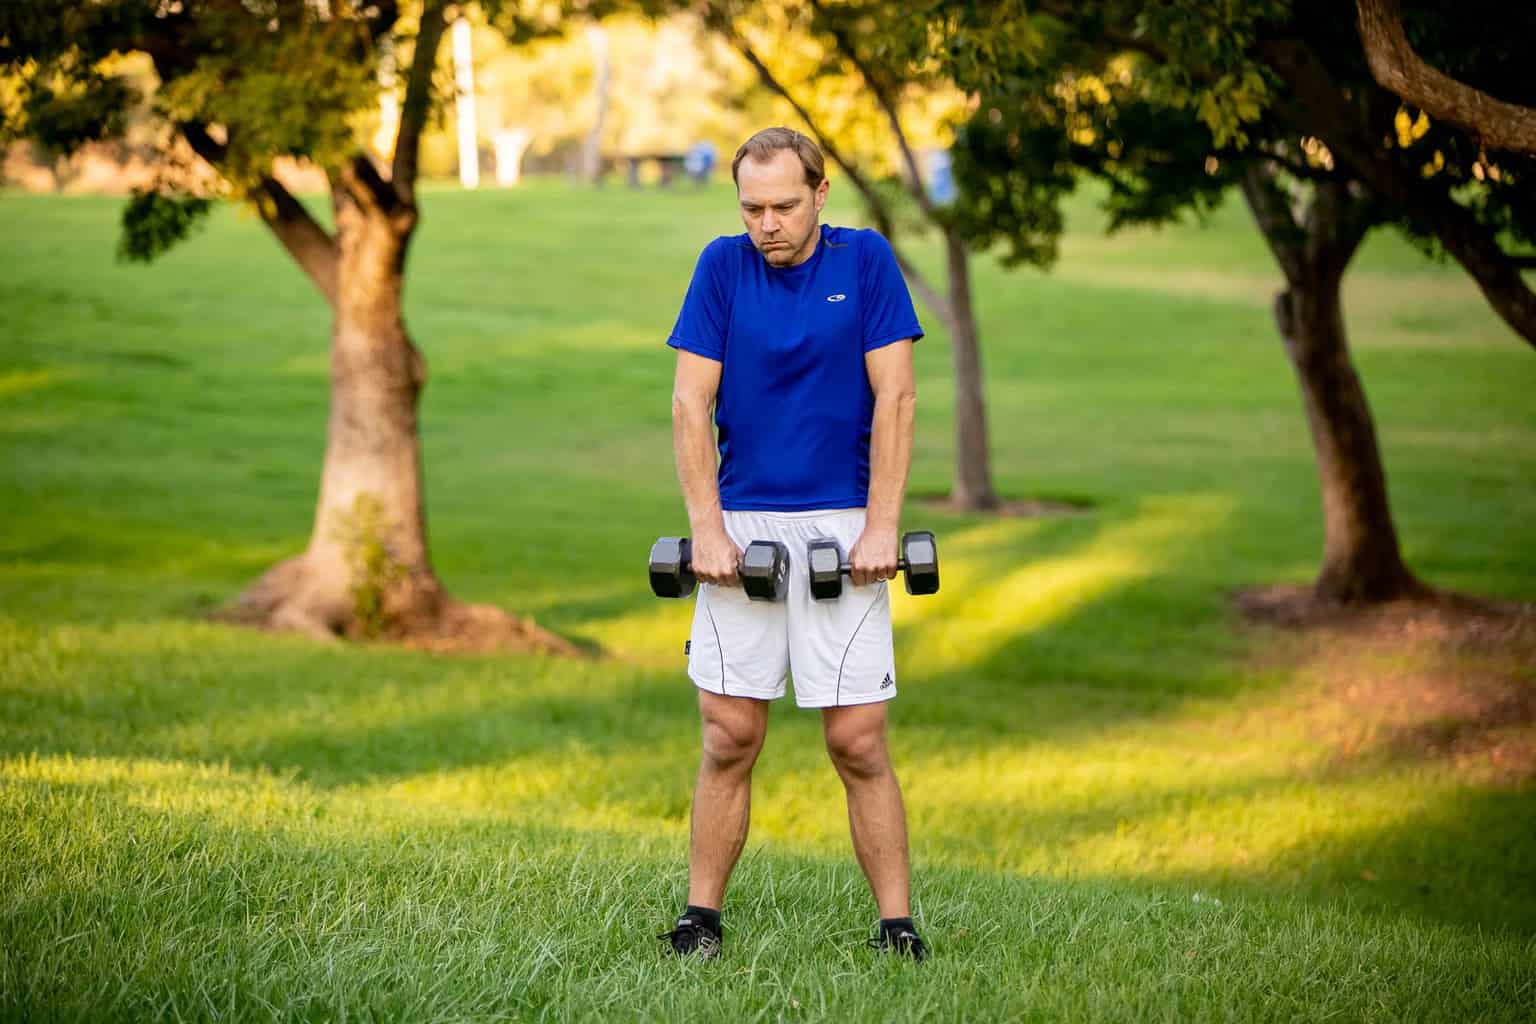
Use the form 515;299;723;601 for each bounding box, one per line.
649;536;790;601
806;530;940;599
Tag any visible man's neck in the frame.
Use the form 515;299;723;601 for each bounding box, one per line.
784;223;822;267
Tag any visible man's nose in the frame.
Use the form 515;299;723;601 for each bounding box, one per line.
761;210;779;233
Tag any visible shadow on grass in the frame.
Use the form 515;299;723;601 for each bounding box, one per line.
2;766;1531;1023
1252;778;1536;938
3;476;1531;944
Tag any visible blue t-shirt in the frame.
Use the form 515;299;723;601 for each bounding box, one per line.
667;225;923;512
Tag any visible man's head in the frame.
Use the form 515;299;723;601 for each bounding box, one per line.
732;127;829;267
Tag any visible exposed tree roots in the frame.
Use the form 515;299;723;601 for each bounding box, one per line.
213;555;582;657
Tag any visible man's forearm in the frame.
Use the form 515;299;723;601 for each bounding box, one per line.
865;390;916;530
673;400;727;538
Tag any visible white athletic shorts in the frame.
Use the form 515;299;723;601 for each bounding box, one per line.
686;507;896;708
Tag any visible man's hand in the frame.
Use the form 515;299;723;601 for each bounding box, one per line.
692;527;745;587
848;524;899;587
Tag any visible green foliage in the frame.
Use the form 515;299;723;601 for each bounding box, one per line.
116;189;213;263
151;18;377;189
933;0;1536;276
951;65;1239;267
946;108;1072;267
12;62;137;156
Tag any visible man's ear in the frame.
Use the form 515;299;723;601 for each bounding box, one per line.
815;178;829;212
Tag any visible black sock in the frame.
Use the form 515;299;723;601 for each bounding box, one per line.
684;904;722;932
880;916;915;933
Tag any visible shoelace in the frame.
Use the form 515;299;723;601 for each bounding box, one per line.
658;918;721;954
868;928;927;959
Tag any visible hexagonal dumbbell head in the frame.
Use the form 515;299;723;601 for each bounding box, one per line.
900;531;939;595
649;536;695;598
807;537;845;600
740;539;790;601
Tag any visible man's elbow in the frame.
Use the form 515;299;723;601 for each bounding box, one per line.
878;387;918;413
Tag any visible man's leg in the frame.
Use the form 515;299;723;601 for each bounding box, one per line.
687;689;771;909
822;701;910;918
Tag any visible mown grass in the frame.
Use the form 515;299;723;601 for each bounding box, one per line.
1;179;1533;1021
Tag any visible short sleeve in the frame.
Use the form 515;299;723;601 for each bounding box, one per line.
858;230;924;352
667;239;732;361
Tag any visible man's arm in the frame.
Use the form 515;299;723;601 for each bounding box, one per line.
849;339;917;586
672;349;743;585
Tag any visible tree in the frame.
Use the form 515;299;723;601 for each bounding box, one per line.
0;0;578;650
933;0;1536;603
702;0;1030;511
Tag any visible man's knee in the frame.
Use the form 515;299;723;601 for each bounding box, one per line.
825;720;889;780
700;704;767;772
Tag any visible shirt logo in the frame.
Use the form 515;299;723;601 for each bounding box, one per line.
826;293;847;302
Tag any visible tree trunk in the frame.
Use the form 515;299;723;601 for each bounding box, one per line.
581;26;611;185
1271;256;1422;604
223;175;576;653
1240;171;1422;605
226;186;437;635
943;229;998;510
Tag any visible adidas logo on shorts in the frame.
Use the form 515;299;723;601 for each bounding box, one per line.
880;673;894;689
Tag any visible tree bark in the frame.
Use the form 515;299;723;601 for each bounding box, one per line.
1241;172;1423;603
943;229;998;510
226;171;440;637
1356;0;1536;156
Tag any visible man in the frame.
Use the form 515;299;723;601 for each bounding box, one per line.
660;126;927;961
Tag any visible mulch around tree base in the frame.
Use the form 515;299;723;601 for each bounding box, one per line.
395;600;588;657
1234;584;1536;785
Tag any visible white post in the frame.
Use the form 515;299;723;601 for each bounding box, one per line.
493;128;532;187
452;17;479;189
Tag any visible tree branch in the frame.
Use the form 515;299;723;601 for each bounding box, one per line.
181;122;339;306
891;246;950;326
254;177;339;307
391;0;450;203
723;25;954;323
1262;37;1536;350
1356;0;1536;155
809;0;940;223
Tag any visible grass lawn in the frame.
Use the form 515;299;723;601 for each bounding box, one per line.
1;178;1533;1021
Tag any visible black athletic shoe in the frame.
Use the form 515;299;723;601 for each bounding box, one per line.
867;919;929;962
658;913;722;960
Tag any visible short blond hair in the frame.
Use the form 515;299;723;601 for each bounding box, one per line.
731;127;826;190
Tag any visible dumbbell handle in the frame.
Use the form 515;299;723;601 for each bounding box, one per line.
675;545;758;577
679;555;746;580
836;558;910;575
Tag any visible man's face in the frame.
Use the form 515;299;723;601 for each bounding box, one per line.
737;149;829;267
